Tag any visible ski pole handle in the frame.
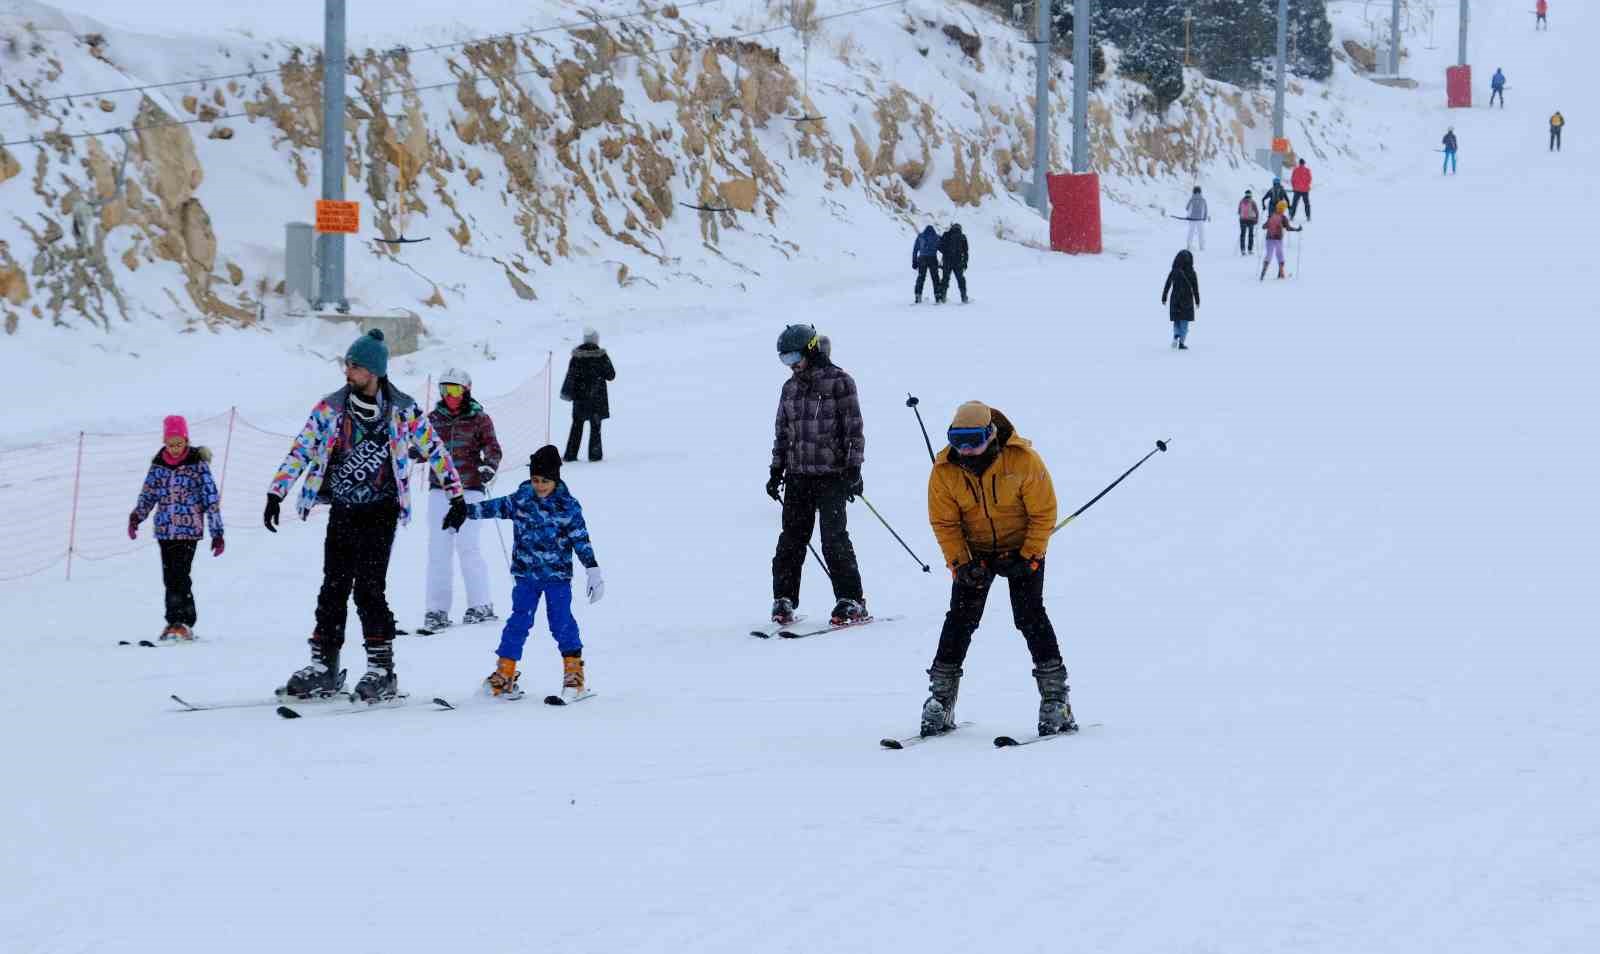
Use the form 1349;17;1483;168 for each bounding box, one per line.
906;393;936;463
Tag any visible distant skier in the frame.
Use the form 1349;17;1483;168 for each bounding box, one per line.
1162;250;1200;350
1490;69;1506;108
1550;111;1564;151
920;401;1073;739
1260;200;1302;281
444;445;603;703
912;225;940;304
560;327;615;462
1237;189;1259;255
1290;158;1313;221
265;330;465;703
936;223;969;304
128;415;224;642
1536;0;1548;30
768;324;867;627
1184;186;1209;251
1261;176;1290;219
420;367;502;634
1442;128;1458;174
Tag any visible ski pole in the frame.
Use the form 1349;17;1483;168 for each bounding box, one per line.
1295;229;1303;278
905;393;936;463
1052;439;1171;534
773;495;832;580
857;493;931;572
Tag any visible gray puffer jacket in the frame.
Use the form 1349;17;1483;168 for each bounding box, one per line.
771;356;865;476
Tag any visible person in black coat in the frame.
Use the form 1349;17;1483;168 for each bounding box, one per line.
1161;249;1200;350
560;327;616;462
935;224;969;304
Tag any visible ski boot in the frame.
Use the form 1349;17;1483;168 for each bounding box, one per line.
920;662;963;737
1277;264;1287;280
1259;259;1270;281
421;610;452;632
159;624;193;642
462;604;498;625
830;598;868;625
1033;660;1078;736
771;597;798;626
280;641;345;699
559;655;588;703
485;656;523;699
1178;341;1189;350
353;667;400;704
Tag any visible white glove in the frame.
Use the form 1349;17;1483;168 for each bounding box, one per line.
585;565;605;604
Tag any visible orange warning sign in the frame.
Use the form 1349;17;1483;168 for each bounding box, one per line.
314;200;360;234
1271;137;1291;154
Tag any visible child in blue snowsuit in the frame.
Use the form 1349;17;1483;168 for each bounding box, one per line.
450;445;603;700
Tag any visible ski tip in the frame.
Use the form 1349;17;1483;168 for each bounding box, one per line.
275;705;302;720
543;695;566;706
431;697;455;710
749;631;772;639
879;738;904;750
139;640;157;647
993;736;1021;748
117;639;131;645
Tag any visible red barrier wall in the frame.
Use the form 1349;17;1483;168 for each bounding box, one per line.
1446;65;1472;108
1048;172;1102;254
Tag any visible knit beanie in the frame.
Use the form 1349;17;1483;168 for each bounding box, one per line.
582;327;599;345
346;329;389;377
163;415;189;441
529;445;563;481
949;401;992;430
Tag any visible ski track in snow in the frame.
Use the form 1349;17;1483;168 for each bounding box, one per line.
3;1;1599;951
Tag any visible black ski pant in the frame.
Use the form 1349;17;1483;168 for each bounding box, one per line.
313;500;400;658
1239;221;1256;253
772;474;863;605
913;257;939;298
1551;128;1562;151
565;412;603;462
933;553;1062;669
938;265;968;302
158;539;199;627
1290;191;1311;220
1490;88;1504;108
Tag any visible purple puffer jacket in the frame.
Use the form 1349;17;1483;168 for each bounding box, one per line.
771;357;865;476
131;447;224;541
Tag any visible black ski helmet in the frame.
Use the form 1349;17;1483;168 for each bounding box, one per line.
776;323;819;357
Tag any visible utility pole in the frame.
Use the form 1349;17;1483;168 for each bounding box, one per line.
1389;0;1401;75
1273;0;1288;142
1030;0;1050;218
1458;0;1469;65
1071;0;1089;173
316;0;348;313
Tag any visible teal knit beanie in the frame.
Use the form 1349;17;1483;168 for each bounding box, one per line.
346;329;388;377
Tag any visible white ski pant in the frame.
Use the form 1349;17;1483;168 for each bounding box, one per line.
1186;220;1205;250
426;488;491;614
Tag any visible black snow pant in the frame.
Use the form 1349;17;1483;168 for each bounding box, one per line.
772;474;864;606
565;412;604;462
914;257;939;299
1239;220;1256;253
158;539;199;627
1290;191;1311;220
933;553;1063;669
313;500;400;661
1550;128;1562;151
938;266;968;303
1490;88;1504;108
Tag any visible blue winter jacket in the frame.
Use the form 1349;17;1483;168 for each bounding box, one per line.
1491;71;1505;90
913;227;940;264
467;480;597;581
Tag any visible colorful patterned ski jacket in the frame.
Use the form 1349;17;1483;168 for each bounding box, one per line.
268;382;462;524
467;480;597;581
132;447;224;541
770;355;865;476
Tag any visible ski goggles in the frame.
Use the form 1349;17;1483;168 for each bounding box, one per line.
778;351;805;367
440;383;466;398
946;425;993;451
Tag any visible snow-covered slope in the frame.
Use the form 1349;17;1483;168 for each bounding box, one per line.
4;1;1597;952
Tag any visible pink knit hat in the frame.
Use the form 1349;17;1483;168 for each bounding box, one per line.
163;415;189;441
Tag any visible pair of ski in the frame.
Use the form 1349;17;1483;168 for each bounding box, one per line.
880;722;1098;749
431;689;594;710
749;614;902;640
413;617;494;636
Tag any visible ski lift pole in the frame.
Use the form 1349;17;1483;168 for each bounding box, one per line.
1052;439;1171;534
857;494;931;573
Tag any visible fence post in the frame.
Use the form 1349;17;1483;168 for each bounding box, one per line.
66;431;85;581
218;406;238;503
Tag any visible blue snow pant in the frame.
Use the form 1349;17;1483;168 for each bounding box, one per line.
1442;149;1457;174
495;577;581;660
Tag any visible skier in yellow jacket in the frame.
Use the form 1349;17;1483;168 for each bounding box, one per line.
921;401;1076;738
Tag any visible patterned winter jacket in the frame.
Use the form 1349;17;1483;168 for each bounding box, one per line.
268;382;462;524
467;480;597;581
426;398;503;491
771;355;865;476
132;447;224;541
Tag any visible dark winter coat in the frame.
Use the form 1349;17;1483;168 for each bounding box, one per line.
913;226;941;266
771;354;865;477
1443;131;1458;152
426;398;503;491
1262;182;1290;216
1161;250;1200;323
132;447;224;541
560;344;616;420
939;226;969;270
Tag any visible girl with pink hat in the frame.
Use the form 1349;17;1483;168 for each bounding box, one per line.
128;415;225;641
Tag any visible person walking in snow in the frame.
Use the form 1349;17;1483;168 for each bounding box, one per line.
1184;186;1209;251
767;323;868;627
1261;176;1290;220
128;415;224;642
1536;0;1548;31
443;445;603;704
1442;128;1459;175
1290;158;1313;221
560;327;615;462
1490;68;1506;109
264;329;466;703
1260;200;1302;281
420;367;503;634
1237;189;1259;255
1550;111;1564;151
936;223;969;304
1162;250;1200;350
912;225;941;304
919;401;1074;739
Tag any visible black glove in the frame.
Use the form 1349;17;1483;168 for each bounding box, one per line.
478;464;497;484
843;466;863;501
952;559;990;588
443;496;469;532
765;467;785;502
263;494;282;533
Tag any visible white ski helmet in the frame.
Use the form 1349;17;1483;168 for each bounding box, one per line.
439;367;471;390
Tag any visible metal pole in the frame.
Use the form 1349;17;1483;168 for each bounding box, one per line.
1071;0;1089;173
1458;0;1468;66
1273;0;1288;141
1030;0;1050;218
316;0;348;312
1389;0;1401;75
